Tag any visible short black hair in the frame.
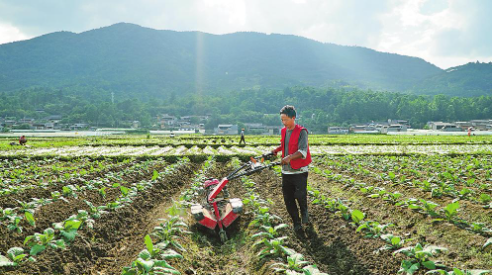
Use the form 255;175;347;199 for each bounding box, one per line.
280;105;296;118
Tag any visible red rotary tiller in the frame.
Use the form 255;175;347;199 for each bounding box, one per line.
191;154;279;242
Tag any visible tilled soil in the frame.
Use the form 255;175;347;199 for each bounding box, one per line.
309;164;492;269
1;162;198;275
171;163;272;275
248;169;406;275
318;160;492;225
4;160;487;275
0;161;150;255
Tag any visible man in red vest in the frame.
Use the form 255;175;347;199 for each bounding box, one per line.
271;105;312;235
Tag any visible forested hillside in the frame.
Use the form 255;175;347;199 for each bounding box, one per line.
0;23;442;96
412;62;492;96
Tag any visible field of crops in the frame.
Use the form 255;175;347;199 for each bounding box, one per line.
1;135;491;275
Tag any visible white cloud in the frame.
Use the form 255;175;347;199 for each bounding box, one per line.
0;22;30;45
372;0;492;68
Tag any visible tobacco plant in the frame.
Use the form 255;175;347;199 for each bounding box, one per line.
254;236;295;259
394;243;448;274
301;265;329;275
0;247;35;267
252;223;289;241
426;268;491;275
270;253;311;273
24;228;66;255
356;221;393;238
152;216;190;252
380;234;405;250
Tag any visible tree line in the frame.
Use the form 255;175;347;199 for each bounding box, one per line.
1;86;491;133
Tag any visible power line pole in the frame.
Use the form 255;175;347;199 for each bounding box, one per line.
111;92;115;104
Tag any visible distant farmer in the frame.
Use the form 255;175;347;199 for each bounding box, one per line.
271;105;312;235
19;135;27;146
239;128;246;145
468;127;472;137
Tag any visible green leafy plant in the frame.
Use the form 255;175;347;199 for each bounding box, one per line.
53;218;83;243
254;236;295;259
356;221;393;238
25;211;36;227
301;265;329;275
249;210;282;228
383;192;403;205
336;201;351;220
420;199;440;218
394;243;448;274
24;228;66;255
85;200;108;219
380;234;405;250
16;200;37;214
426;268;491;275
0;247;35;267
350;209;365;225
151;170;159;181
121;247;180;275
7;215;23;233
62;185;78;198
252;224;289;240
443;202;460;221
478;194;491;205
152;217;190;252
270;253;311;273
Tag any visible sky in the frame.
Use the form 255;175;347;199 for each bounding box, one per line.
0;0;491;69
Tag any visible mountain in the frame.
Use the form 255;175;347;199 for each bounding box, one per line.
412;62;492;97
0;23;443;98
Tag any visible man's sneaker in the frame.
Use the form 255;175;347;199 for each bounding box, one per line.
293;224;305;238
294;223;302;232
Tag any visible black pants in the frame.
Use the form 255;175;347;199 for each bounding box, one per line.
281;172;308;226
239;136;246;144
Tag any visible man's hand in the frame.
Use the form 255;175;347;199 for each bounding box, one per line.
281;151;303;165
281;155;291;165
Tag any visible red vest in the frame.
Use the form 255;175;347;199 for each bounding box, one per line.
280;124;312;169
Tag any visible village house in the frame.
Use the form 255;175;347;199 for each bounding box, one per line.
427;121;462;131
327;127;349;134
158;114;177;129
214;124;238;135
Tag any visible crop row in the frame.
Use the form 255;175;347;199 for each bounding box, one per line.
0;158;190;270
312;159;492;239
6;144;492;158
0;159;156;259
122;156;215;274
0;158;131;199
316;155;492;208
267;164;492;275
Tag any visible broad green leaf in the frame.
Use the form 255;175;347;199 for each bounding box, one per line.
120;186;129;196
152;170;159;181
25;212;36;226
351;210;365;224
391;236;402;246
64;220;82;230
137;258;154;272
30;244;46;255
144;235;154;253
422;260;436;270
60;229;78;242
